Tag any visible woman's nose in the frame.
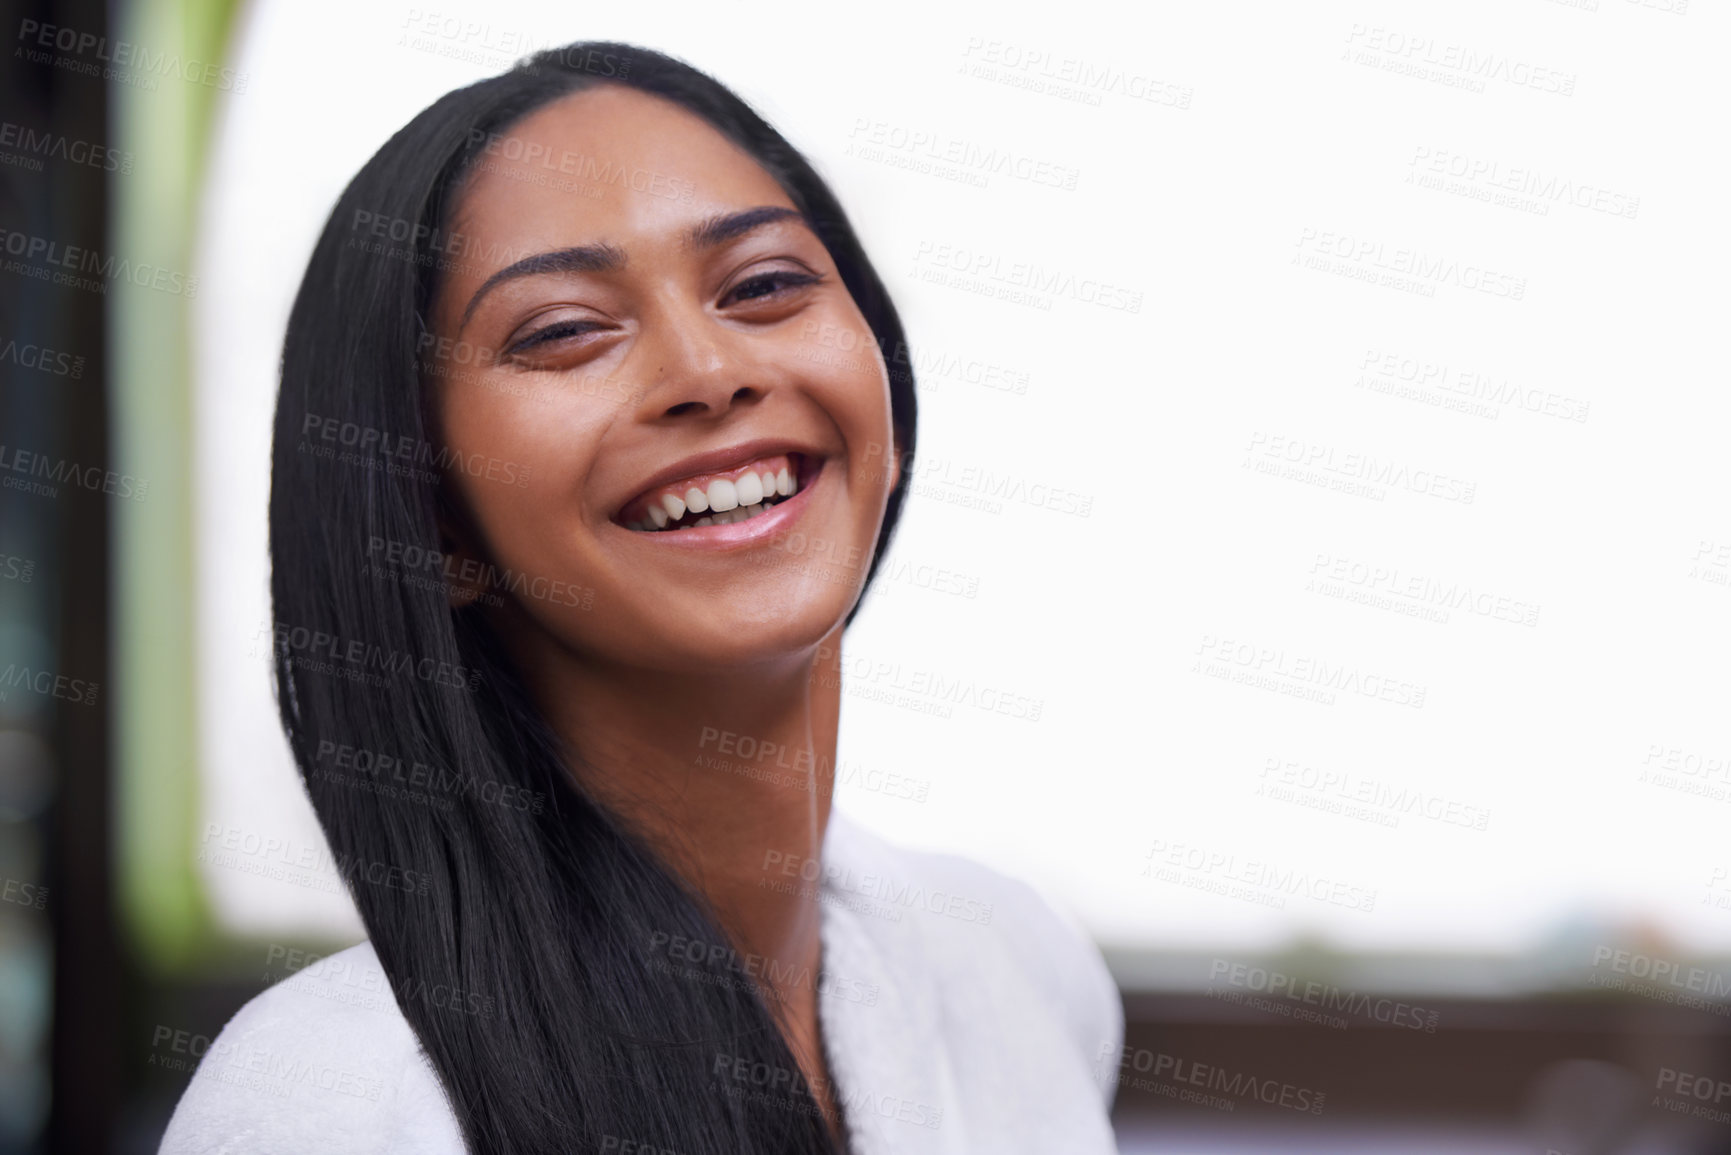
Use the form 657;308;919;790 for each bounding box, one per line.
631;307;767;421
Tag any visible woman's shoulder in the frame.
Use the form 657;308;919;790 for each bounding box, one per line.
157;941;466;1154
823;811;1124;1095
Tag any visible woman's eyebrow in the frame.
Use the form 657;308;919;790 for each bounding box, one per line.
457;206;811;333
683;205;808;251
459;242;626;332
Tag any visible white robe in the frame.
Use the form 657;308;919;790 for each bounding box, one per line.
158;809;1124;1153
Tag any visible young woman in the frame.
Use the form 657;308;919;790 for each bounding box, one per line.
161;41;1122;1155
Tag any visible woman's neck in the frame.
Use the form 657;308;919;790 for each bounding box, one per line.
517;623;847;1117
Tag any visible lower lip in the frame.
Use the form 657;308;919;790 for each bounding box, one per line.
619;460;824;550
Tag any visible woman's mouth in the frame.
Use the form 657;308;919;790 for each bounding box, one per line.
616;451;821;534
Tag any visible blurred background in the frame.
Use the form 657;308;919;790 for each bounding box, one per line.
2;0;1729;1150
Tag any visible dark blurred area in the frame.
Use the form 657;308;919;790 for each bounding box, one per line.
2;0;120;1151
1107;981;1731;1153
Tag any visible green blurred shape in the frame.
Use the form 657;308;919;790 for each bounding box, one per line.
115;0;247;974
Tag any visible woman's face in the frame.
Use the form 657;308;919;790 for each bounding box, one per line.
425;85;898;676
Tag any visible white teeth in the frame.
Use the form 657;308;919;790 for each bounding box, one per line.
629;493;784;533
629;459;805;534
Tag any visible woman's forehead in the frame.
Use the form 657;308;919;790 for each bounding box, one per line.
448;85;792;246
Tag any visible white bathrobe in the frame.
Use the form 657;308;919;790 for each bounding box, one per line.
158;810;1124;1153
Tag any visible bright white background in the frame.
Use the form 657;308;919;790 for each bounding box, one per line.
193;0;1731;966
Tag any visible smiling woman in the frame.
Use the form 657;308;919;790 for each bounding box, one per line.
158;41;1121;1155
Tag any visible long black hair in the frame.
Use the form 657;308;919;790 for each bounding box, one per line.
267;41;918;1154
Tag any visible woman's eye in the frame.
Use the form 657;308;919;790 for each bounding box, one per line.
723;269;824;306
507;320;601;355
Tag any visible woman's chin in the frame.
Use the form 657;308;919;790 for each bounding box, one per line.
624;595;859;672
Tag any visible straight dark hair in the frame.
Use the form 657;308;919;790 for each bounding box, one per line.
266;41;918;1154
